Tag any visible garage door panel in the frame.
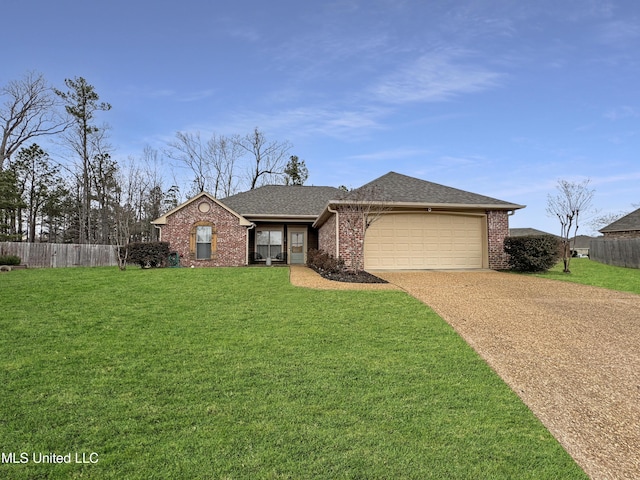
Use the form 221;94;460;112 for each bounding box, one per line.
364;213;484;270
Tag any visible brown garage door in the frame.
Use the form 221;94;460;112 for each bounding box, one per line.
364;213;484;270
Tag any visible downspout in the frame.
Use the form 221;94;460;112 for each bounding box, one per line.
327;204;339;259
246;223;256;265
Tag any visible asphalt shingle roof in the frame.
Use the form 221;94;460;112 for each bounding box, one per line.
509;228;557;237
599;207;640;233
220;185;342;217
220;172;523;218
343;172;522;207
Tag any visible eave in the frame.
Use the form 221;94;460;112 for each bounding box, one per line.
313;200;526;228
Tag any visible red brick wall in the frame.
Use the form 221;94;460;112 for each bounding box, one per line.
318;210;365;271
487;210;510;269
603;230;640;239
159;198;248;267
337;209;365;272
318;213;337;257
321;208;512;271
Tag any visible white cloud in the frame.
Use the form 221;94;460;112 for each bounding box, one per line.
213;104;390;141
604;106;638;121
347;148;431;161
177;89;216;103
589;171;640;186
369;50;503;104
598;19;640;46
119;86;215;103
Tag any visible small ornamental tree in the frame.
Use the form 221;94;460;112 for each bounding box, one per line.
504;235;561;272
335;185;390;273
546;179;594;273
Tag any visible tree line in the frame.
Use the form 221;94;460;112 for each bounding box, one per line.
0;72;308;245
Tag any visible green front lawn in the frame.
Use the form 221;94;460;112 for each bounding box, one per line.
534;258;640;295
0;267;586;479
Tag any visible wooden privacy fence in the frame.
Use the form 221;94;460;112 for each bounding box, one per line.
589;237;640;269
0;242;118;268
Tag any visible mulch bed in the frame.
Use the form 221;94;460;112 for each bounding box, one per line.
311;268;388;284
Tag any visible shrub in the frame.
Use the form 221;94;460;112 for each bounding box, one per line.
124;242;171;268
0;255;21;266
504;235;561;272
307;248;345;274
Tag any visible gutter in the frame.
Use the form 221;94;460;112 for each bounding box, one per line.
327;204;339;259
328;200;526;210
245;222;256;265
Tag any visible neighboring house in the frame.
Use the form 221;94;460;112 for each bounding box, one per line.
509;228;593;257
599;207;640;238
152;171;524;270
509;228;557;237
570;235;594;257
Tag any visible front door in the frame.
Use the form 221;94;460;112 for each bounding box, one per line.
289;230;305;264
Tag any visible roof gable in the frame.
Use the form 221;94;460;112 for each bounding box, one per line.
600;207;640;233
151;192;251;226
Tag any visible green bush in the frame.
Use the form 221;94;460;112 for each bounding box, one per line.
0;255;21;266
504;235;561;272
307;248;345;274
124;242;171;268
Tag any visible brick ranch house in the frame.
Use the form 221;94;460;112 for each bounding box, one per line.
151;172;525;270
599;207;640;239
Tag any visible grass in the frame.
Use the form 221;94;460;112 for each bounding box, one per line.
532;257;640;295
0;267;587;479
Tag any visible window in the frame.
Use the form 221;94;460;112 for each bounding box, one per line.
190;221;216;260
256;230;282;260
196;225;212;260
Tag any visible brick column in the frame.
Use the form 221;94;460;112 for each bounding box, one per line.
487;210;510;270
337;209;365;272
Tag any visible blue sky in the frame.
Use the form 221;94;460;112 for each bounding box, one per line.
5;0;640;235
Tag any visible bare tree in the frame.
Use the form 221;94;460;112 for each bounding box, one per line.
233;127;292;189
589;211;627;234
209;134;241;197
546;179;595;273
167;127;292;196
334;185;391;273
165;131;211;194
166;131;244;197
113;159;146;270
139;146;167;240
0;72;67;171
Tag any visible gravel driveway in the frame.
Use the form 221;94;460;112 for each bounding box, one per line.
290;267;640;480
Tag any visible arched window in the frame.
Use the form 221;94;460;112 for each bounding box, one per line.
189;221;217;260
